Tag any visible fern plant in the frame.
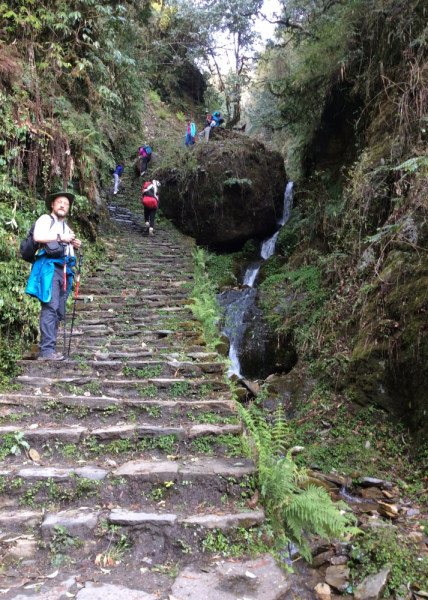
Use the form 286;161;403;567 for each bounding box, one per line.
239;404;359;561
187;248;223;348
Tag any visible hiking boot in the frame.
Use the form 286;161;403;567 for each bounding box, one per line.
149;227;154;236
38;352;65;361
145;222;149;227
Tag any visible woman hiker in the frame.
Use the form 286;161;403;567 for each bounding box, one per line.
113;161;124;194
142;180;161;236
138;144;152;177
184;118;196;147
26;192;81;361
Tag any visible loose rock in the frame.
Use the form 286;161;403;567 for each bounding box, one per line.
325;565;350;592
76;582;157;599
315;583;332;600
354;567;391;600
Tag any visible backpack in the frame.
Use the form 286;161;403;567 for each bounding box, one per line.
143;145;152;155
142;182;158;209
20;215;54;263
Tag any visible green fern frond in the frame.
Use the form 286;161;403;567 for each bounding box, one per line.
239;403;358;561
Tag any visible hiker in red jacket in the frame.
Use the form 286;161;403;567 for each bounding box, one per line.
142;180;161;236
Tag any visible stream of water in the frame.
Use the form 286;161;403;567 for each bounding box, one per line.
219;182;293;378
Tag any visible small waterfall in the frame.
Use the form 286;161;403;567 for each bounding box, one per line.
279;181;293;226
220;288;257;378
261;231;280;260
219;183;293;378
243;261;263;287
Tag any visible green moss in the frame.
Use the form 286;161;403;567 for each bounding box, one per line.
206;253;236;288
276;208;301;256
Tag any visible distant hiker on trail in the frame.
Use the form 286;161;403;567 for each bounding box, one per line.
25;192;81;361
212;110;225;127
185;118;196;147
142;179;161;236
138;144;152;177
113;161;124;195
198;110;213;142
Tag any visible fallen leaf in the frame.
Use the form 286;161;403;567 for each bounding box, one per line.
182;575;197;580
248;560;270;568
29;449;40;461
248;489;259;508
23;584;42;590
45;570;59;579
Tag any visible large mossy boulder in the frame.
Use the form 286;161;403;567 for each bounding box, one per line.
158;129;286;250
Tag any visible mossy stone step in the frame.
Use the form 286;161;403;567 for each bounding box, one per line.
0;394;237;415
15;375;230;398
0;458;255;510
18;359;225;379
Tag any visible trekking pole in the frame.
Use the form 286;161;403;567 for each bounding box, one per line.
63;244;67;357
68;252;83;358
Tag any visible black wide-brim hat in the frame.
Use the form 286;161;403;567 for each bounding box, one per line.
45;191;75;212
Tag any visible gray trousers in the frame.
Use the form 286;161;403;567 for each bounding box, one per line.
114;173;120;193
39;267;70;355
198;126;211;142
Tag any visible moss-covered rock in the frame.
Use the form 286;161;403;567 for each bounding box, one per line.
345;249;428;438
158;129;287;250
239;291;297;379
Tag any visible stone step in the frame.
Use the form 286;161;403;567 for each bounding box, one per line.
0;422;241;445
0;458;255;510
0;394;237;416
0;507;265;565
14;376;230;398
0;507;264;536
18;360;224;379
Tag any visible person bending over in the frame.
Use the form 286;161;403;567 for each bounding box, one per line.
138;145;152;176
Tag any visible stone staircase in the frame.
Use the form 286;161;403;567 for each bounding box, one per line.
0;199;269;598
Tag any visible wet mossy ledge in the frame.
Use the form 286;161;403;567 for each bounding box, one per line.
157;129;287;250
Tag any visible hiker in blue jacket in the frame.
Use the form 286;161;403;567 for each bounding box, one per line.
113;161;124;195
212;111;225;126
26;192;81;361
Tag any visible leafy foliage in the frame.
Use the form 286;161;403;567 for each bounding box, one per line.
349;528;428;597
240;404;358;560
188;248;223;348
